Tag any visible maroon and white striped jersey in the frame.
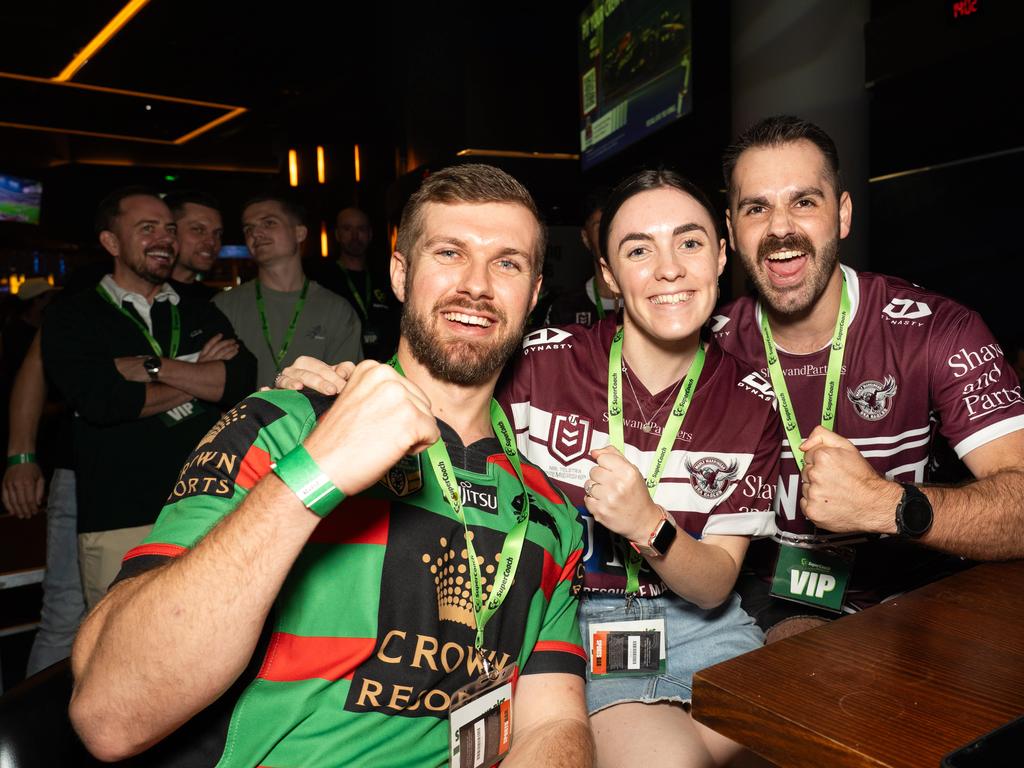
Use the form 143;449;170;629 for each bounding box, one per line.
715;265;1024;540
499;317;780;596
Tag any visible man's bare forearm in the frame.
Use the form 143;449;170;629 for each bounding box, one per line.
920;468;1024;560
504;719;594;768
157;359;226;403
139;382;194;417
8;332;45;454
70;474;319;762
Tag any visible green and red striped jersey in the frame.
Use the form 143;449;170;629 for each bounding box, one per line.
120;389;586;768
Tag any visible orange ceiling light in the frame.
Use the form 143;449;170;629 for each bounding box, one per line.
288;149;299;187
54;0;151;82
317;146;326;184
320;222;329;257
354;144;361;183
0;71;246;145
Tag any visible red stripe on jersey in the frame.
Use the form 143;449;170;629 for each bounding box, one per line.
309;498;389;545
488;454;564;504
533;640;588;662
237;445;272;490
258;633;375;682
539;547;583;601
123;543;187;561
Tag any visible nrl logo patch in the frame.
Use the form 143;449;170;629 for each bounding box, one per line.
549;413;592;465
379;454;423;496
685;456;740;499
847;376;898;421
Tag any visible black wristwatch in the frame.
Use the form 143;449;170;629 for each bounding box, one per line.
895;483;933;538
143;356;162;382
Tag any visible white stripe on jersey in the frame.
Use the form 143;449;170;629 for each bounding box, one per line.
848;425;931;446
954;415;1024;458
515;403;757;517
781;432;931;460
703;510;775;537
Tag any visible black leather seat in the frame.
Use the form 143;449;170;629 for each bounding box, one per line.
0;659;104;768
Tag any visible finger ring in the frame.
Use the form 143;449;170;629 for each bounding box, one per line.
273;372;284;388
584;480;598;498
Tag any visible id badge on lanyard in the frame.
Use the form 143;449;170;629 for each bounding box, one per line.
586;602;667;680
449;663;516;768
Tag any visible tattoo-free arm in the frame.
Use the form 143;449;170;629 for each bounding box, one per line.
503;673;593;768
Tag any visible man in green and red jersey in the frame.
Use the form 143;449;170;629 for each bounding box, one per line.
69;165;593;768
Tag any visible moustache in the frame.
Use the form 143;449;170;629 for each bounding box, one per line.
757;233;816;261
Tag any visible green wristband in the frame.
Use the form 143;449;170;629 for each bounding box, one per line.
272;445;345;517
6;453;36;467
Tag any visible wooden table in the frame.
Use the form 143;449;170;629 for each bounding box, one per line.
692;560;1024;767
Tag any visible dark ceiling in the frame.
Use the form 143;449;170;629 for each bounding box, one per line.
0;1;585;177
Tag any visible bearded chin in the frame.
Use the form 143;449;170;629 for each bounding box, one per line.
755;234;841;317
400;304;526;387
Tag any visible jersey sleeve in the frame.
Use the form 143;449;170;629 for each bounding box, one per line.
117;389;317;579
521;490;587;679
929;308;1024;458
700;392;781;539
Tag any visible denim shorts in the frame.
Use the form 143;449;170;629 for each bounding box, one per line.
579;590;764;714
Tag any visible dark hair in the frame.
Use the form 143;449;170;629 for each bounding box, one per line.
722;115;843;199
582;185;611;221
598;169;722;262
164;189;222;219
396;163;546;276
94;185;163;235
241;194;307;227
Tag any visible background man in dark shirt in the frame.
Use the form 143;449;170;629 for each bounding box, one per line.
165;190;224;304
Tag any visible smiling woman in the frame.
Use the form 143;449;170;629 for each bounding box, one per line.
500;168;781;768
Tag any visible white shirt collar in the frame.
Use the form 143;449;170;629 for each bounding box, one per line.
99;274;179;334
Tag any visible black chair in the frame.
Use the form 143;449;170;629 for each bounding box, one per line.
0;659;104;768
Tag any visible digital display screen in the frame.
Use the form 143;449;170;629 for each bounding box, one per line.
218;245;250;260
578;0;693;170
0;173;43;224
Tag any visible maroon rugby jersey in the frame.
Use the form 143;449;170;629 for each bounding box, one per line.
715;265;1024;601
499;316;781;597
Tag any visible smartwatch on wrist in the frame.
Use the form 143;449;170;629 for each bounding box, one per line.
630;506;678;558
895;483;933;538
143;356;162;382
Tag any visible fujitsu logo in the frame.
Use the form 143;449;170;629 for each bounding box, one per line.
882;298;932;320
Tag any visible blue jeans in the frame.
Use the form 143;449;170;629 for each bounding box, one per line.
26;469;85;676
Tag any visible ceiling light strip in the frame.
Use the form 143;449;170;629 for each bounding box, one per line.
54;0;152;82
455;149;580;160
173;108;247;144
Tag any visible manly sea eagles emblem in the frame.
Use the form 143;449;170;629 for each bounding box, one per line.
685;456;740;500
847;376;898;421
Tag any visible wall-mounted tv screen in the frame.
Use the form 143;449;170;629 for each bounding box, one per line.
0;173;43;224
218;245;250;260
578;0;693;170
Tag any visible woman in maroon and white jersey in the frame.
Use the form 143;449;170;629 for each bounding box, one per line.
500;169;780;767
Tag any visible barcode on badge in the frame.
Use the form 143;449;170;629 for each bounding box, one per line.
628;635;640;670
473;719;485;767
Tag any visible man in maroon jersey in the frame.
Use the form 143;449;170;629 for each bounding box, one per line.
715;115;1024;639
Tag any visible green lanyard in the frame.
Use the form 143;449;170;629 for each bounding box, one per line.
342;267;371;319
255;279;309;372
759;273;851;470
96;284;180;358
591;280;606;320
390;357;530;652
607;326;706;595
